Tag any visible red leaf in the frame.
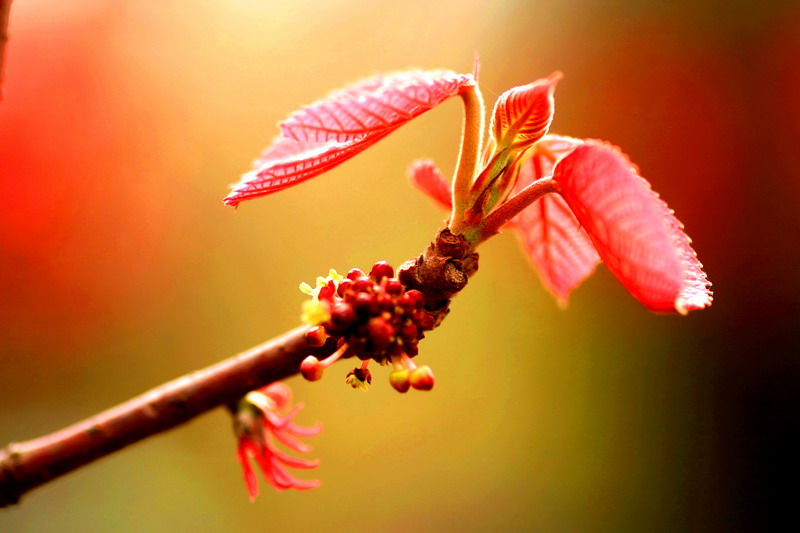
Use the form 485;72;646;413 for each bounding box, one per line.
407;159;452;210
224;70;475;206
489;72;560;150
281;70;474;144
508;135;600;304
224;134;393;205
552;141;712;313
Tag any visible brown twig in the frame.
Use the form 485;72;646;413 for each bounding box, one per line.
0;0;12;100
0;326;339;507
0;229;478;507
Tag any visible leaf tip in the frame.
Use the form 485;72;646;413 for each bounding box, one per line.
553;141;713;315
547;71;564;84
472;51;481;81
407;158;452;211
674;286;714;315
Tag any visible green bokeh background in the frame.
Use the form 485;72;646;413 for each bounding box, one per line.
2;1;798;531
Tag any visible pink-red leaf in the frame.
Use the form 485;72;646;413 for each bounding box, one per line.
225;134;394;205
281;70;475;144
224;70;475;207
490;72;560;150
551;140;712;313
508;135;600;304
407;159;452;211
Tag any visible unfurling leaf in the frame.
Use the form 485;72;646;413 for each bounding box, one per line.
224;70;475;206
490;72;560;151
551;141;712;313
407;159;452;211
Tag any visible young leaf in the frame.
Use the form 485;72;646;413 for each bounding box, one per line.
281;70;474;144
407;159;452;211
489;72;560;151
551;140;712;313
508;135;600;305
225;133;394;204
224;70;475;207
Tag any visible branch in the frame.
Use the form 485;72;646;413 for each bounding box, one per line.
0;0;12;100
0;326;339;507
0;228;478;507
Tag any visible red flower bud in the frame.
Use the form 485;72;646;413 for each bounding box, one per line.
346;268;367;281
331;302;357;329
399;324;418;343
304;326;329;347
414;310;435;330
375;293;393;312
400;290;425;311
300;356;324;381
389;369;411;393
353;292;373;315
318;280;336;301
369;261;394;282
384;278;403;295
336;279;353;297
367;317;395;351
410;365;435;391
351;279;373;293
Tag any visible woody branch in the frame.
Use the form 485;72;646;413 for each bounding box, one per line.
0;327;339;507
0;228;477;508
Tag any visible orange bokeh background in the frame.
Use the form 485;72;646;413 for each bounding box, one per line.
2;1;798;531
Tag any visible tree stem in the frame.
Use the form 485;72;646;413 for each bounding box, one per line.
0;228;479;508
0;326;338;507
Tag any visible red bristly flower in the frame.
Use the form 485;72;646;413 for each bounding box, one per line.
298;263;437;393
232;383;321;500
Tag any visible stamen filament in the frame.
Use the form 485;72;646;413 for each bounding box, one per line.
401;353;417;371
319;344;349;369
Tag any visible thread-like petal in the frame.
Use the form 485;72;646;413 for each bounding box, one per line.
224;70;475;206
237;441;259;502
233;383;321;498
552;141;712;313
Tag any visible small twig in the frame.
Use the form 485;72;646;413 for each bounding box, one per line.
0;0;12;100
0;326;339;507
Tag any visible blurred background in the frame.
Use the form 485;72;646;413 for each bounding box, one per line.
1;0;798;531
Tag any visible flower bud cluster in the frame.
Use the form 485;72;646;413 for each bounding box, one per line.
299;261;437;392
